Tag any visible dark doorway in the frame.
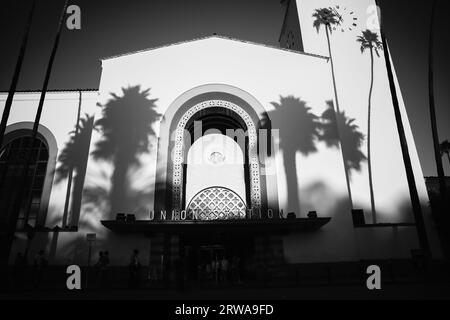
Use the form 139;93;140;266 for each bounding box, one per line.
181;232;254;285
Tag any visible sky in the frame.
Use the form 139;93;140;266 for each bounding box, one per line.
0;0;449;177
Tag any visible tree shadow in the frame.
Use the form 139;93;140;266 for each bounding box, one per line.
319;100;366;175
92;86;161;214
267;96;366;214
267;96;321;213
55;114;95;226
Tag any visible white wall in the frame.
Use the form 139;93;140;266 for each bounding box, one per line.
0;90;99;264
186;134;246;207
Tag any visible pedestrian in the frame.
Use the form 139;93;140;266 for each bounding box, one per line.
95;251;104;286
13;252;26;290
231;255;241;284
220;256;229;283
205;262;212;281
129;249;141;288
212;255;219;284
32;250;48;289
102;250;110;288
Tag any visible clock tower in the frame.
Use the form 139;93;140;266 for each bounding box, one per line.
279;0;304;52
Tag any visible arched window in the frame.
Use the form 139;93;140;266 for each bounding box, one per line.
0;135;49;229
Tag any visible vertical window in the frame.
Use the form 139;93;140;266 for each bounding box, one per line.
0;136;49;229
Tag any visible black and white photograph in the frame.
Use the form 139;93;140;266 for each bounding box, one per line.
0;0;450;308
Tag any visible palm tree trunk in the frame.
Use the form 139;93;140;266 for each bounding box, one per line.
367;48;377;223
0;0;36;149
325;25;354;207
377;1;431;257
428;0;447;202
70;116;94;227
325;26;341;115
2;0;69;265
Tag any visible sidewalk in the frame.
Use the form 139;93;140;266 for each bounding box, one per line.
2;282;450;300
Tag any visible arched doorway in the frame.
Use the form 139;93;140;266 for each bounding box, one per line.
151;88;280;281
172;100;261;212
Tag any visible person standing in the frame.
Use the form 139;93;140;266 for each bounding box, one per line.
129;249;141;288
32;250;48;289
95;251;104;288
212;255;219;284
220;256;229;283
13;252;26;290
101;250;110;288
231;255;241;284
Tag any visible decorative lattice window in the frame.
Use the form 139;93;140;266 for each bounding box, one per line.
187;187;246;220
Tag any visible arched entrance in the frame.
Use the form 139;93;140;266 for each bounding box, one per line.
172;100;261;212
150;87;280;281
154;85;279;216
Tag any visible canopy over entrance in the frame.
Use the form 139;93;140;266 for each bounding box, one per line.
101;217;331;235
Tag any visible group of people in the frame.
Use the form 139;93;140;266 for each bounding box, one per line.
11;248;243;290
200;255;241;284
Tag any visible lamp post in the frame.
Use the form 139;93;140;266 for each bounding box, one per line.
85;233;96;289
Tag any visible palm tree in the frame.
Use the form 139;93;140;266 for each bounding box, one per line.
357;30;383;224
3;0;69;265
268;96;321;214
440;140;450;166
313;8;341;112
375;0;431;257
93;86;161;214
0;0;36;149
56;114;95;227
312;7;353;206
428;0;447;202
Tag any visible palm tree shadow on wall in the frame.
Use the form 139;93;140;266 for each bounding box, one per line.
55;114;95;226
268;96;321;213
319;100;366;176
267;97;365;214
92;86;161;216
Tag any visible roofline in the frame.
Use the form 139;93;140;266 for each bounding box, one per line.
101;35;329;61
424;176;450;179
0;88;98;94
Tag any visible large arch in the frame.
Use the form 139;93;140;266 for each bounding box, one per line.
172;99;260;211
154;84;279;217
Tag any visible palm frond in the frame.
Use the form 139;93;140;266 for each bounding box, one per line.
357;29;383;56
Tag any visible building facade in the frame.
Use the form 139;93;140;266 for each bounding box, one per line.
0;0;443;271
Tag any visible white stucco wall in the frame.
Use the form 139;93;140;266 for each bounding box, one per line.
0;90;100;264
186;134;246;207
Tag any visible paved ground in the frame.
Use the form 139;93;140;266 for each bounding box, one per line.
2;282;450;300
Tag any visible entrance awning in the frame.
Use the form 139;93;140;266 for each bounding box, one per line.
101;217;331;235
